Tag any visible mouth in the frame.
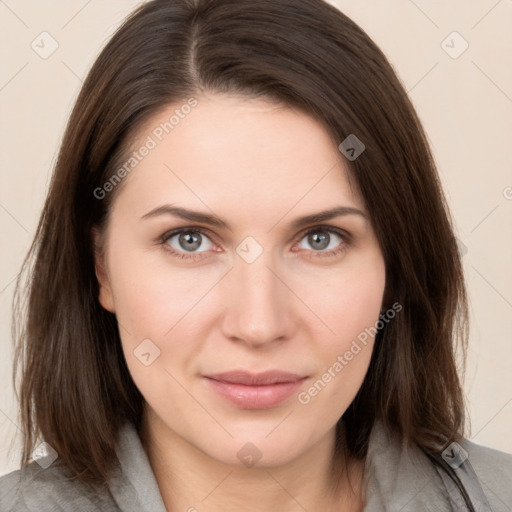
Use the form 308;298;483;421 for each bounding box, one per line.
202;370;308;409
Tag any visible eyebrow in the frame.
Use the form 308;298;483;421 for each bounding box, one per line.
140;204;368;230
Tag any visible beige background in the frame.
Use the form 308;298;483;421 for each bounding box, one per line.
1;1;511;476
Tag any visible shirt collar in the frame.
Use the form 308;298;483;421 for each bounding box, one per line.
362;419;450;511
109;421;167;512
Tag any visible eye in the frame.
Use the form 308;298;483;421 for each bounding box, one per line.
159;225;350;261
162;228;215;260
295;227;349;258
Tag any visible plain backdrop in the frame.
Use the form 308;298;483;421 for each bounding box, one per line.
1;0;511;476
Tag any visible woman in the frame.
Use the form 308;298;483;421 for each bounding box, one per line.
1;0;511;510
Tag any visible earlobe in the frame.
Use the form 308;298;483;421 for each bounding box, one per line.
91;227;115;313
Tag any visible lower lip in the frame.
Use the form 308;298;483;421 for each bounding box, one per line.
204;377;306;409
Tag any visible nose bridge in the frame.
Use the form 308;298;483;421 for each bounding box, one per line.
222;239;292;346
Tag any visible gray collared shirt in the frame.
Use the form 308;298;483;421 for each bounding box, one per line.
1;420;511;511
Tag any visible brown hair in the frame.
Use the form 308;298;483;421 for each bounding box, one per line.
13;0;468;485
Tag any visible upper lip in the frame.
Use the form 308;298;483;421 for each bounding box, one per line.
204;370;306;386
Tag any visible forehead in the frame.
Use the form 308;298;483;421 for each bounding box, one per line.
109;93;364;221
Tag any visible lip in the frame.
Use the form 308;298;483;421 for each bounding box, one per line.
203;370;307;409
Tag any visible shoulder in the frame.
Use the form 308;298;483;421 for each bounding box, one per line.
0;421;165;512
0;461;117;512
459;437;512;504
364;420;512;510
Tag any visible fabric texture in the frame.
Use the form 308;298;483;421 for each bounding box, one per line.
1;419;511;511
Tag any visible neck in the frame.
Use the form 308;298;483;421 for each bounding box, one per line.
139;410;365;512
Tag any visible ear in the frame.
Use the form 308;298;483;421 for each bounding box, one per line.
91;226;115;313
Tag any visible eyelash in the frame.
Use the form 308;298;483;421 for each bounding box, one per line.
158;225;351;262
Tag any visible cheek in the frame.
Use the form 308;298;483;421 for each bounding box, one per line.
295;248;386;351
295;282;384;426
294;251;385;406
108;260;202;417
105;240;222;395
106;235;216;338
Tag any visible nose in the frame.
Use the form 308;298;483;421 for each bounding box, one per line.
220;245;297;348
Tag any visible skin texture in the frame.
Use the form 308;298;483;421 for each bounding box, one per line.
93;92;386;511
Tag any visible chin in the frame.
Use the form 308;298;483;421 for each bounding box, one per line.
199;427;316;469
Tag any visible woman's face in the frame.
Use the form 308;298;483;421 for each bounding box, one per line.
94;93;386;467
